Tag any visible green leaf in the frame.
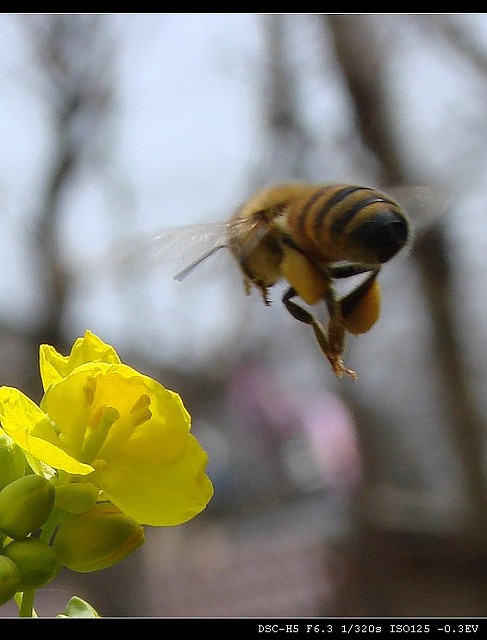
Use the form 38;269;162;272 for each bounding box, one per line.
58;596;100;618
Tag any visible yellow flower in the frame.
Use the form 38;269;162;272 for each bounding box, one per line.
0;332;213;526
39;329;121;391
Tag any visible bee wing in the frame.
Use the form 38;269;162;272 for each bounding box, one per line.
173;242;227;281
386;185;454;233
175;216;273;280
89;222;229;274
225;216;272;255
145;223;229;264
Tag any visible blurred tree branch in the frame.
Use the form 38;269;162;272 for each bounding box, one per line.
319;13;487;615
4;14;115;392
326;14;406;186
413;14;487;79
26;15;115;346
261;14;312;181
325;13;487;543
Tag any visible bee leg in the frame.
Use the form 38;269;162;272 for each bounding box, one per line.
257;283;271;306
243;275;271;305
329;262;380;280
329;264;380;320
323;287;357;380
282;287;356;380
261;288;272;306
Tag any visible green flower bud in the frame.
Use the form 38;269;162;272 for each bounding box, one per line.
0;555;21;606
0;433;25;490
54;483;99;514
53;503;145;572
2;539;60;591
0;474;55;539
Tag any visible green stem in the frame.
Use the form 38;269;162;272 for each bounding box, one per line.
18;589;36;617
39;506;69;544
14;510;68;617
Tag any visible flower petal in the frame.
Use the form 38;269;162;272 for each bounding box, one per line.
96;432;214;526
40;331;121;391
0;387;93;476
39;345;71;390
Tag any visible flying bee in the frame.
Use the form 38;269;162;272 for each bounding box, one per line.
170;182;410;380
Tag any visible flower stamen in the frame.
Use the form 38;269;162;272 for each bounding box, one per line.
129;394;152;427
81;404;119;464
82;377;98;407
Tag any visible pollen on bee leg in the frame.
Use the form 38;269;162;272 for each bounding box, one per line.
130;394;152;427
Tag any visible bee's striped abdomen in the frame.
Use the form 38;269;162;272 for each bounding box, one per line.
290;185;409;264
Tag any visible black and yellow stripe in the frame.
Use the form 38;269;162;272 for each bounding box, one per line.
288;184;409;264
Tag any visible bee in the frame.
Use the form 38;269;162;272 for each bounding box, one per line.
172;182;410;380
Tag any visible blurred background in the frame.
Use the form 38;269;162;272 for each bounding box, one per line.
2;13;487;617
